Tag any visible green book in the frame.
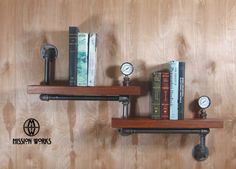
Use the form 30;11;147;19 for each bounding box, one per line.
151;71;162;119
77;33;89;86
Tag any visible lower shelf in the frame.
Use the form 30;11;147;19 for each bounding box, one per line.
112;117;223;161
112;117;224;129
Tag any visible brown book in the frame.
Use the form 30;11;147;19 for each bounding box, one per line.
161;72;170;119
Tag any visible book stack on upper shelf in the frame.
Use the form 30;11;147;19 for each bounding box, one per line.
151;61;185;120
69;26;97;86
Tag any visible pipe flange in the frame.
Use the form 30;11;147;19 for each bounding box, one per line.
40;44;58;61
192;144;209;161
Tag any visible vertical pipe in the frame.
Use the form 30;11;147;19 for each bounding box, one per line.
123;76;130;86
122;102;128;119
44;57;49;85
200;134;206;147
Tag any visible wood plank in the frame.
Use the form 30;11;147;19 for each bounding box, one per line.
112;117;224;129
27;85;141;96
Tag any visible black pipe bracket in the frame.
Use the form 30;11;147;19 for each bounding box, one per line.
117;128;210;161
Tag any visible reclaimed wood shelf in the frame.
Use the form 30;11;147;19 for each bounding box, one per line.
27;85;141;96
112;117;224;129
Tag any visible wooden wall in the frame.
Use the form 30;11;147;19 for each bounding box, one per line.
0;0;235;168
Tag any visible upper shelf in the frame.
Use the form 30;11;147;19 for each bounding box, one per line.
112;117;224;129
27;85;141;96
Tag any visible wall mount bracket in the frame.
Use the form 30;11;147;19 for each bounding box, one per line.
117;128;210;161
39;94;130;120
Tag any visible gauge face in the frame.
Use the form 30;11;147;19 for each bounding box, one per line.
120;62;134;76
198;96;211;109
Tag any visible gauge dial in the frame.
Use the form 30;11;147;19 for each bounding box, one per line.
198;96;211;109
120;62;134;76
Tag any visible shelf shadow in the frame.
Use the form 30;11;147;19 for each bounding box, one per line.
189;99;201;118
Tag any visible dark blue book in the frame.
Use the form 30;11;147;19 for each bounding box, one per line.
69;26;79;86
178;62;185;119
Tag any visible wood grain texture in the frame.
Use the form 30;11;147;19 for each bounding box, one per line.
0;0;235;169
112;118;224;129
27;85;141;96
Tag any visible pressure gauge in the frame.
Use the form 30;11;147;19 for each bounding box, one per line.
120;62;134;76
198;96;211;109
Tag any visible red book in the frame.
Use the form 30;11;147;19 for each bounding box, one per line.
161;72;170;119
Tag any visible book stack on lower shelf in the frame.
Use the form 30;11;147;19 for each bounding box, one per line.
151;61;185;120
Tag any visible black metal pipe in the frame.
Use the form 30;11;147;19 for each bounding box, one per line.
44;58;50;85
41;44;58;85
118;128;210;135
40;94;120;101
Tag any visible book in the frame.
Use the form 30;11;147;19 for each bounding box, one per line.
151;71;162;119
77;33;89;86
88;33;97;86
169;61;179;120
161;72;170;120
69;26;79;86
178;62;185;119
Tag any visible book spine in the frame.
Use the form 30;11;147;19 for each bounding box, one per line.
77;33;89;86
88;33;97;86
151;72;162;119
161;72;170;120
169;61;179;120
178;62;185;120
69;26;79;86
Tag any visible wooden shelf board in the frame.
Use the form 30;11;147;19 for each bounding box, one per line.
112;117;223;129
27;85;141;96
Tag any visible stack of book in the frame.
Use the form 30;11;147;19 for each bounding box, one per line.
151;61;185;120
69;26;97;86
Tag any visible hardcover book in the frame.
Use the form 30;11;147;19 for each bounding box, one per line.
169;61;179;120
151;71;162;119
161;72;170;120
88;33;97;86
69;26;79;86
178;62;185;119
77;32;89;86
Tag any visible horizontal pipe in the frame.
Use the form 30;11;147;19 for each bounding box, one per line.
40;94;120;101
118;128;210;135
